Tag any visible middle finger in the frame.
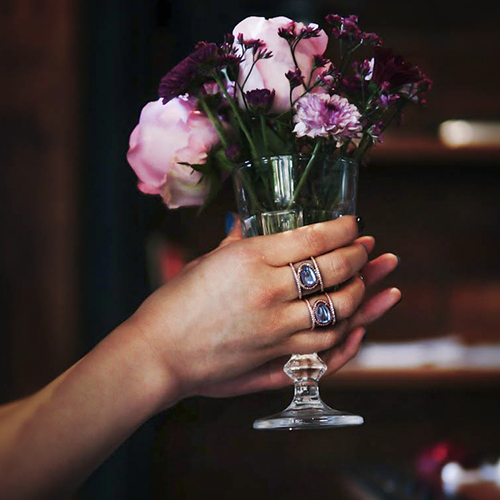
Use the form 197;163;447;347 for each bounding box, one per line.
276;236;374;301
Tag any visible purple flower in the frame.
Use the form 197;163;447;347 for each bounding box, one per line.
372;47;429;91
237;33;265;50
245;88;276;113
286;68;305;90
325;14;382;46
277;21;297;42
313;54;330;69
293;93;363;144
158;43;219;103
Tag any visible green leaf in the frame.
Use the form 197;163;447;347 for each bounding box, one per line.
178;161;213;175
197;170;222;215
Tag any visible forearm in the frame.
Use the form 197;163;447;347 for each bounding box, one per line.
0;322;172;500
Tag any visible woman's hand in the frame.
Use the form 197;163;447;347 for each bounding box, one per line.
0;215;400;500
127;215;401;410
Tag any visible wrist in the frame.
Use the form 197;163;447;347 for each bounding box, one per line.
104;319;182;418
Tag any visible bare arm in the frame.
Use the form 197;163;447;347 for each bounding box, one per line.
0;217;401;500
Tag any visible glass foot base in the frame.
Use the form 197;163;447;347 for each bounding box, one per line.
253;405;364;430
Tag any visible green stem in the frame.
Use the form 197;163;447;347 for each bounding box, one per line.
212;72;260;160
197;95;230;149
286;139;322;209
260;115;270;158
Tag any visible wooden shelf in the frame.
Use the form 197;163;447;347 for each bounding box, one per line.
369;135;500;164
325;366;500;389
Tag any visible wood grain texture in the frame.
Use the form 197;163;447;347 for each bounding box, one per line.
0;0;80;400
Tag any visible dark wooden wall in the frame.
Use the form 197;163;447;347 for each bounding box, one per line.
1;1;500;500
0;0;80;401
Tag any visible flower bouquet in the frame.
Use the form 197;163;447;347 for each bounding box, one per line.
127;14;431;430
127;14;431;212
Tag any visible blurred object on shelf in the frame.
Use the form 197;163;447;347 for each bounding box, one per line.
145;232;188;289
352;335;500;369
442;457;500;497
439;121;500;149
415;441;470;494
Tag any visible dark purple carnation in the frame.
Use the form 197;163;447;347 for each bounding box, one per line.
158;43;219;103
372;47;427;90
245;88;276;113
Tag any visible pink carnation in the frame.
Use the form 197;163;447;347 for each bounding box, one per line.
293;93;362;144
126;97;221;209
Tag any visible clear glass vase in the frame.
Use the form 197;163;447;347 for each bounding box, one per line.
233;153;364;430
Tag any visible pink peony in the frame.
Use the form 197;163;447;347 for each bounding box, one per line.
293;93;363;144
232;16;329;114
126;97;221;208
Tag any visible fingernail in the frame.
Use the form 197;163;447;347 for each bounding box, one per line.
392;295;403;308
396;255;401;268
362;331;368;343
225;212;235;235
356;216;365;234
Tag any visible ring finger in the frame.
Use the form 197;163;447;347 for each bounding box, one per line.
277;236;374;300
283;274;365;334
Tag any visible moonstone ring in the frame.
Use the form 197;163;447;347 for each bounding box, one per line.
289;256;324;299
304;294;336;330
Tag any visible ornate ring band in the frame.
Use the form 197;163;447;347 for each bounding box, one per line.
304;294;337;330
289;256;324;299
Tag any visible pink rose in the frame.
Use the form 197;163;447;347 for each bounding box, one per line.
127;97;220;208
233;16;329;114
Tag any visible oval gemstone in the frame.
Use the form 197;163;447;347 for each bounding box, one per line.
299;264;317;288
315;302;332;325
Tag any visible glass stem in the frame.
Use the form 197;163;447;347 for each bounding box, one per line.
284;353;328;409
292;380;322;407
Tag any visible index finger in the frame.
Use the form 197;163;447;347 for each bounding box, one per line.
257;215;361;267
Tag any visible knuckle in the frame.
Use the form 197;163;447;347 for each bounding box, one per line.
302;225;326;255
330;253;352;280
316;330;341;352
340;292;357;317
248;283;280;308
344;341;361;360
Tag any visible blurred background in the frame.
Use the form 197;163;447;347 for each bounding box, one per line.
1;0;500;499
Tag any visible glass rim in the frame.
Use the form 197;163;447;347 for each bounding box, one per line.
235;153;359;172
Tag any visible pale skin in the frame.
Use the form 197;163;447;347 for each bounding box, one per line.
0;216;401;500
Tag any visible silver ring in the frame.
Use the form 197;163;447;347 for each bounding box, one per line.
289;256;324;299
305;293;336;329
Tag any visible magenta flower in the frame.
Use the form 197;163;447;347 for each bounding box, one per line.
245;88;276;113
158;43;219;104
293;93;362;144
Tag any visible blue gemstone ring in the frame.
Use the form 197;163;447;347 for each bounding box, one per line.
304;294;336;330
289;256;324;299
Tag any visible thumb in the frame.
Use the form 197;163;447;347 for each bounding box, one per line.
218;213;243;249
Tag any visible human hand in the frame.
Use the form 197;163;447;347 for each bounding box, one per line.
126;215;401;411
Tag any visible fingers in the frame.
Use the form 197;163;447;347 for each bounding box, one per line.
321;326;366;375
276;320;351;356
259;216;361;266
348;287;402;330
217;215;243;249
312;236;374;289
275;236;373;300
283;275;365;332
360;253;399;287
